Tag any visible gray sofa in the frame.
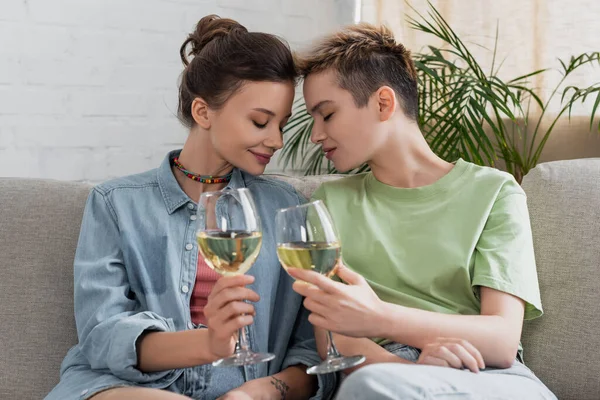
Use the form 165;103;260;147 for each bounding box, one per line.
1;159;599;400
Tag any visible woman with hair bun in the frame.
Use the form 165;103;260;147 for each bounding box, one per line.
45;15;335;400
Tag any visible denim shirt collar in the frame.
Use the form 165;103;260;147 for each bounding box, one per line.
157;149;246;214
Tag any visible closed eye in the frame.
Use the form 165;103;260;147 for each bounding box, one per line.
324;113;334;122
253;121;267;129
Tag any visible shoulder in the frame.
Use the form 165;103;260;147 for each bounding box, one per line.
90;170;161;219
93;169;159;196
465;162;524;199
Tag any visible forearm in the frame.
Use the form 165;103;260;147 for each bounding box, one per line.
239;365;317;400
379;303;519;368
273;365;317;400
137;329;216;372
334;332;411;374
315;327;411;374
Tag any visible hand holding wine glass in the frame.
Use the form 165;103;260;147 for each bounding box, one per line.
275;200;365;374
203;274;259;360
197;188;275;367
287;262;388;338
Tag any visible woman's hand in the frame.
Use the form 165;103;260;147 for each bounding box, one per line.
204;274;259;360
289;263;385;338
417;338;485;373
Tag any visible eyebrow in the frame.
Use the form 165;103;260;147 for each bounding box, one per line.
253;108;292;119
253;108;275;116
309;100;333;114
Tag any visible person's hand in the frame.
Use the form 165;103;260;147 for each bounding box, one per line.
417;338;486;373
288;263;385;338
204;275;259;360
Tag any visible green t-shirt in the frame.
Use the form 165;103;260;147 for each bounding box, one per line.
312;159;542;344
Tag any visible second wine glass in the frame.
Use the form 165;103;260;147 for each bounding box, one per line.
275;200;365;374
196;188;275;367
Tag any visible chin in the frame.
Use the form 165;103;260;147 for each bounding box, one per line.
237;163;267;177
333;159;361;173
334;165;352;173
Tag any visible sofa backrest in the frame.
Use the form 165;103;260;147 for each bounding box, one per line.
2;159;599;399
520;158;600;400
0;178;91;399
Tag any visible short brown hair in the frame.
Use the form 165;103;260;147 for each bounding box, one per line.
178;15;297;128
297;23;418;121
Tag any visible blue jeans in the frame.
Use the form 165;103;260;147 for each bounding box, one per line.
335;343;557;400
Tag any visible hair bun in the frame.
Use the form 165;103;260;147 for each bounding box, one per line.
180;15;248;66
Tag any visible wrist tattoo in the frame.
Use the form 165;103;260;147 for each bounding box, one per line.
270;376;289;400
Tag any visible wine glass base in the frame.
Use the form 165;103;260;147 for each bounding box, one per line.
306;355;366;375
212;351;276;367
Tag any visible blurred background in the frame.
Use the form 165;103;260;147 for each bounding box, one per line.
0;0;598;182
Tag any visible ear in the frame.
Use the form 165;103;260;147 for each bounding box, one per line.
374;86;397;122
191;97;211;129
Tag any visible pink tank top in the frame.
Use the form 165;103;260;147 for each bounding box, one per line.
190;256;220;326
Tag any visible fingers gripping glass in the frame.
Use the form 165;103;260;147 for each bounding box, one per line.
275;200;365;374
196;188;275;367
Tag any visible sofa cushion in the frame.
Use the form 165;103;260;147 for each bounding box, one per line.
0;178;91;400
521;158;600;400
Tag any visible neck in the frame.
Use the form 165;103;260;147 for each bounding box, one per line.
174;127;234;202
368;119;453;188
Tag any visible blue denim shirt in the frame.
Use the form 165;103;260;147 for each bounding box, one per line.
45;151;336;400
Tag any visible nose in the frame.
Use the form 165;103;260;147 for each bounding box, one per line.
310;121;327;144
264;127;284;151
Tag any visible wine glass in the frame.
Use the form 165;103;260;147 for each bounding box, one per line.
196;188;275;367
275;200;365;374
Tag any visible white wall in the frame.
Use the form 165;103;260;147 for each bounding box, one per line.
0;0;356;182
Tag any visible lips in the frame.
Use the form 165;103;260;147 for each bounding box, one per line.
323;147;337;160
249;150;272;165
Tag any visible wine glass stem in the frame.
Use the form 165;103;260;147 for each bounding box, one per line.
236;325;251;354
325;330;341;359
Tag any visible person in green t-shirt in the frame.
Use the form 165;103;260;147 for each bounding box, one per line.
287;22;556;400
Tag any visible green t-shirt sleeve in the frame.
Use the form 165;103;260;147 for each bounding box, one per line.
472;190;543;320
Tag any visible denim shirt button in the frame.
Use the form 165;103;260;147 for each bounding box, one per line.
185;243;193;251
181;285;190;294
190;215;197;221
187;203;195;210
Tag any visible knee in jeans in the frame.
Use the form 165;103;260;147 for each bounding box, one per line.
337;364;423;400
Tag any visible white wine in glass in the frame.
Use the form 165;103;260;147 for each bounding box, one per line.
197;230;262;276
196;188;275;367
277;241;341;279
275;200;365;375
